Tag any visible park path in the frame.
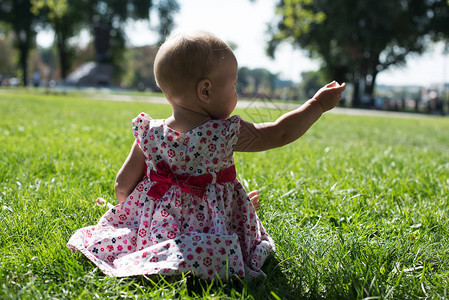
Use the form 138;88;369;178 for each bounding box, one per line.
0;88;437;119
85;92;435;119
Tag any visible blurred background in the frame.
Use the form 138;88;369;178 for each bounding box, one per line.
0;0;448;114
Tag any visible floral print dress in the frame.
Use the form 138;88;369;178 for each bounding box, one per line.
67;113;274;281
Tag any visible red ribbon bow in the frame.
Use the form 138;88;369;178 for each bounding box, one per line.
147;160;236;199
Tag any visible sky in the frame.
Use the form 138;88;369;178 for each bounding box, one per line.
37;0;449;87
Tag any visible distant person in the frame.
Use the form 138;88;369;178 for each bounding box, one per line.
33;71;40;87
67;30;345;281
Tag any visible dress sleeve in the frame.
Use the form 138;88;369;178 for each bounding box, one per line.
225;115;242;149
132;112;152;146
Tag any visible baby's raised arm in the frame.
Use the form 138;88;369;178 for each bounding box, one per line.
235;81;345;152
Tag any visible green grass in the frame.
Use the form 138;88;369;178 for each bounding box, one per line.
1;89;448;299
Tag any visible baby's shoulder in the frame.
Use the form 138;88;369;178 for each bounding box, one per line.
133;112;152;126
132;112;165;139
132;112;165;127
200;115;243;144
210;115;242;129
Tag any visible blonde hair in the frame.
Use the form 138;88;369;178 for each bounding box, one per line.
154;29;234;98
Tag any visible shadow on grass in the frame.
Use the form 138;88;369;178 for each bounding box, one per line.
246;255;302;300
247;254;349;300
65;253;339;299
122;255;296;299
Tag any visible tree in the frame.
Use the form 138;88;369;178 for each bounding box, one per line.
0;0;38;85
1;0;180;84
0;27;17;78
155;0;180;44
237;67;282;96
299;70;327;99
85;0;179;81
121;45;158;90
427;0;449;40
237;67;251;94
31;0;87;79
251;68;272;93
32;0;179;81
268;0;449;107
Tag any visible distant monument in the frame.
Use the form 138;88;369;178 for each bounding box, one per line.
65;62;113;86
93;19;111;64
66;19;114;87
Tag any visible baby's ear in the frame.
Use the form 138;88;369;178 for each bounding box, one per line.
197;79;212;103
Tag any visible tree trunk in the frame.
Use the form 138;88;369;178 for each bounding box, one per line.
352;78;361;107
58;45;68;80
56;23;70;80
93;20;111;63
332;66;347;85
365;70;378;94
11;0;34;86
19;42;29;86
364;71;378;108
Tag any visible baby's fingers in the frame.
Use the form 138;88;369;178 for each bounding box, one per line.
248;190;260;210
335;82;346;89
326;81;337;88
328;82;346;91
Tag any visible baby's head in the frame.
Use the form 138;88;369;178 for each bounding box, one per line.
154;29;235;100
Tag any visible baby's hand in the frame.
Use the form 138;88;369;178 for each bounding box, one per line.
248;190;260;210
312;81;346;112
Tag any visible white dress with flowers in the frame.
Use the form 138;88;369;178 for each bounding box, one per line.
67;112;274;280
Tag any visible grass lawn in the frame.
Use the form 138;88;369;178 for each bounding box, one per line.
1;89;448;299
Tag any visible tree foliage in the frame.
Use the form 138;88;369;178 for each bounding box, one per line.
299;70;327;99
31;0;156;80
155;0;180;44
237;67;279;95
31;0;87;79
77;0;178;77
268;0;449;106
121;45;158;90
0;31;17;78
0;0;179;84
